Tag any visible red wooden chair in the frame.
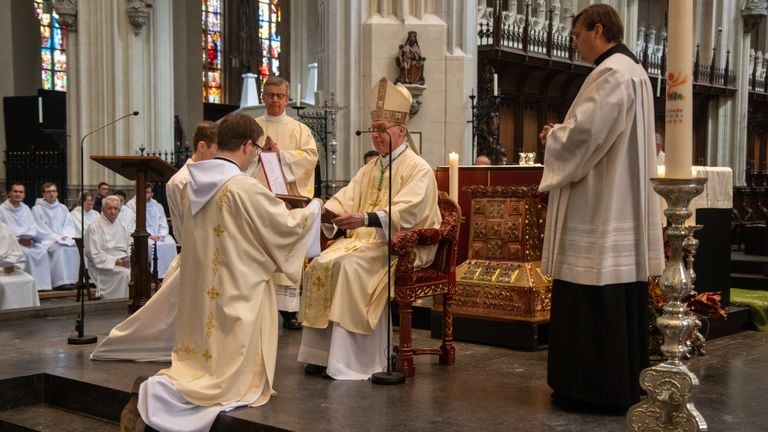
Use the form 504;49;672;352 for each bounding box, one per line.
391;191;461;378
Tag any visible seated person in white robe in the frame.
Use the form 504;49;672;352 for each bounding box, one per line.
91;121;219;362
70;191;100;237
135;113;321;432
126;183;177;279
85;196;131;299
298;78;442;380
0;221;40;309
114;190;136;235
0;183;52;291
32;182;79;289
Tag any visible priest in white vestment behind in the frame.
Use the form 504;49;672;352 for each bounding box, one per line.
32;182;79;289
0;183;52;291
136;113;321;432
298;77;442;380
126;184;177;279
0;222;40;309
70;192;100;237
91;121;219;362
113;190;136;235
537;4;664;410
246;75;319;330
84;196;131;299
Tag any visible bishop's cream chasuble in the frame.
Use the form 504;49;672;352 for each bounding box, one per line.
301;148;441;335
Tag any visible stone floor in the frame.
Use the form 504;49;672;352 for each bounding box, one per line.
0;307;767;431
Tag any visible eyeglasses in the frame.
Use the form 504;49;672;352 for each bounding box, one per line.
367;125;398;134
263;92;288;101
44;189;57;193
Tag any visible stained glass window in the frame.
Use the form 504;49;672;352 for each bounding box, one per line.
202;0;223;103
35;1;67;91
258;0;281;83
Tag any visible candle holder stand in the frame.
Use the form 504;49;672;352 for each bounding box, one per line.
627;177;708;432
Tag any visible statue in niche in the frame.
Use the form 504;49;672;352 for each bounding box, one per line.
396;31;426;85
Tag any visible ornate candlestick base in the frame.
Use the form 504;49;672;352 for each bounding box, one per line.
627;178;708;432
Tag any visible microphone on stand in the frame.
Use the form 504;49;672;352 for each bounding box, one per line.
68;111;140;345
356;128;406;385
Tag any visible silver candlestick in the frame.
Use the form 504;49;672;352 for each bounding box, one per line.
627;177;708;431
684;225;706;358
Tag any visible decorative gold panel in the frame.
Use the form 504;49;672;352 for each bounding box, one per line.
462;185;546;262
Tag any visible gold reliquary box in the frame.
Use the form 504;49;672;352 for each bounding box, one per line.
435;259;552;322
434;185;552;322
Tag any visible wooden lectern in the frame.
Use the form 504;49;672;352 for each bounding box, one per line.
91;155;177;313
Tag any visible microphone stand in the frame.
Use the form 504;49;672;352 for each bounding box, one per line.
368;129;405;385
68;111;139;345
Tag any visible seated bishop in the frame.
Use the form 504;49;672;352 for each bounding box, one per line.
0;183;53;291
0;221;40;309
85;195;131;299
32;182;79;289
298;77;442;379
126;183;177;279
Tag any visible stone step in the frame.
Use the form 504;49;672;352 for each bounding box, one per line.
0;404;119;432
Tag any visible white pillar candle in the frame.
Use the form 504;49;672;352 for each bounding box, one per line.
493;74;498;96
657;164;666;178
665;0;694;179
296;83;302;107
449;152;459;203
38;97;43;123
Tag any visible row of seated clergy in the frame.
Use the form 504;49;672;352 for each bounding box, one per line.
125;183;177;279
0;183;71;292
0;221;40;310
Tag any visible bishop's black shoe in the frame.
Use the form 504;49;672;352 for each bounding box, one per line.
280;310;302;330
304;364;327;375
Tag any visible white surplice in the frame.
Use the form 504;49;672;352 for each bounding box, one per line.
116;205;136;235
538;50;664;286
138;158;321;432
246;113;319;312
0;200;52;291
299;146;442;379
70;206;100;237
0;222;40;309
145;198;177;279
85;214;131;299
32;198;79;287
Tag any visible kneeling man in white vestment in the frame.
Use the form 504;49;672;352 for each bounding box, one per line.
85;196;131;299
136;113;321;432
91;121;219;362
298;77;442;380
0;222;40;309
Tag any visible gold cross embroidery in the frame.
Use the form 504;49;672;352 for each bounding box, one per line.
217;187;231;211
206;286;220;299
203;350;212;363
212;248;222;275
213;224;225;237
205;311;215;337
